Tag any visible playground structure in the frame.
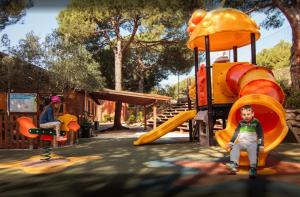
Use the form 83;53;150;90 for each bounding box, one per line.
134;8;288;167
17;114;80;148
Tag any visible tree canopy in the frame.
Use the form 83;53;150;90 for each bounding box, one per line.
57;0;202;128
44;32;105;92
257;40;291;70
58;0;202;91
2;31;105;92
0;0;33;31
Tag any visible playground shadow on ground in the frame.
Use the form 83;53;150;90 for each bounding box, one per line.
0;136;300;196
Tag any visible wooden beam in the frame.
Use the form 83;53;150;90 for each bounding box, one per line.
143;106;147;130
153;102;157;129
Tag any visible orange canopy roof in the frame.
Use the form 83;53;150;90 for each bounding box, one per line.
187;8;260;51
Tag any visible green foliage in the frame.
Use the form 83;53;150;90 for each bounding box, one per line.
285;90;300;109
126;114;136;125
222;0;284;29
9;31;44;65
136;111;144;122
157;42;194;75
151;85;177;98
277;80;300;109
44;32;105;91
103;114;113;122
126;111;144;124
58;0;202;42
273;67;291;84
4;31;105;92
0;0;33;31
151;76;195;99
81;111;94;125
257;40;291;70
58;0;202;92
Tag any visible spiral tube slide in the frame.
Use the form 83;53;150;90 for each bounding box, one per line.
215;63;288;166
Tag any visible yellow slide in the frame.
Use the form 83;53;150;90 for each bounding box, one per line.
134;110;196;145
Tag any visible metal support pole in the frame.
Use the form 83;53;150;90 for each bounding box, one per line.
194;48;199;112
187;78;193;142
233;46;238;62
205;36;214;146
251;33;256;64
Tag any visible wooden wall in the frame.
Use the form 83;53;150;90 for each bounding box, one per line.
0;90;98;149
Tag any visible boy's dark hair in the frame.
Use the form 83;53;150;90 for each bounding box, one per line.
240;105;253;112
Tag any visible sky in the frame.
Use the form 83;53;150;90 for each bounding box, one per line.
0;1;293;87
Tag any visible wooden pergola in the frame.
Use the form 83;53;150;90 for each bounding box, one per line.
89;89;172;129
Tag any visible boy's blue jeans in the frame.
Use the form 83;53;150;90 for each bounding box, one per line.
230;143;257;168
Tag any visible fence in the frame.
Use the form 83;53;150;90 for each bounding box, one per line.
0;113;78;149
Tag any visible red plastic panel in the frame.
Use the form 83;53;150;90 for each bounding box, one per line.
226;63;254;95
197;64;207;106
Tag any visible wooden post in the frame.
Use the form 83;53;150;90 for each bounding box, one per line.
205;35;214;146
29;139;34;150
153;102;157;129
70;131;74;145
143;106;147;130
53;137;57;148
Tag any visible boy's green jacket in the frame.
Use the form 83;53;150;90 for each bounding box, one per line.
230;118;264;146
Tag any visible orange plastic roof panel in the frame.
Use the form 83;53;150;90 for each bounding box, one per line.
187;8;260;51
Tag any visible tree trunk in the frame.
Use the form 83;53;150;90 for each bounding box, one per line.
113;101;123;128
273;1;300;91
290;24;300;91
115;39;122;91
138;74;144;93
112;39;127;129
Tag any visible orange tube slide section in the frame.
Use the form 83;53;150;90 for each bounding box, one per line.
215;63;288;166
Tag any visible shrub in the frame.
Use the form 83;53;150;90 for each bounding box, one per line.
136;111;144;122
285;90;300;109
103;114;113;122
127;114;136;125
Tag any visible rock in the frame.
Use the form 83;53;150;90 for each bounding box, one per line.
286;113;297;120
290;126;300;134
297;114;300;121
286;109;298;113
288;120;300;128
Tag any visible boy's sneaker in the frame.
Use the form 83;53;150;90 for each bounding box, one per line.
249;167;257;178
226;162;238;173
